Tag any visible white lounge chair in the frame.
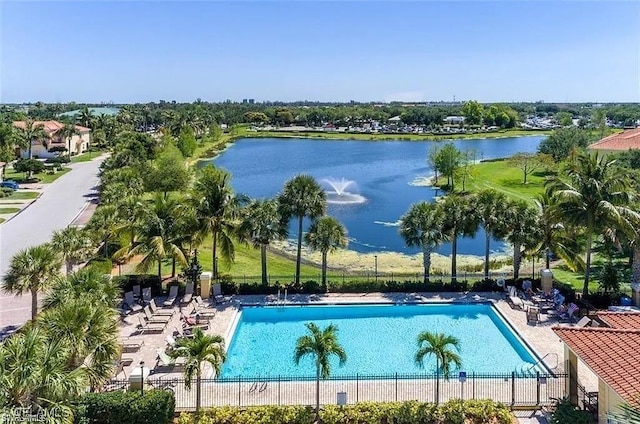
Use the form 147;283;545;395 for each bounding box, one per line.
181;282;194;305
163;285;179;307
508;286;524;310
142;287;152;304
124;291;143;313
143;305;171;324
137;316;166;334
212;283;232;304
156;348;185;369
150;299;175;316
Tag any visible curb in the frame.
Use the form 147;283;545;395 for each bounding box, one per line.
1;192;43;225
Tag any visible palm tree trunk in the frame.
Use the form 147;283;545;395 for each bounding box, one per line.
423;245;432;283
196;370;201;415
513;242;521;280
212;230;218;278
30;287;38;320
171;258;176;278
451;230;458;284
315;364;320;419
583;228;593;298
321;251;327;286
66;260;73;275
545;247;550;269
295;216;303;285
632;243;640;284
158;258;162;281
261;244;268;285
484;230;491;281
27;143;33;179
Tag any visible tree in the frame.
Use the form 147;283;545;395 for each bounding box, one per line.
13;158;45;178
475;190;509;280
51;226;93;274
435;143;462;190
2;244;62;320
13;119;48;172
440;195;477;283
461;100;484;126
503;201;541;279
169;328;226;415
538;128;592;162
278;175;327;285
86;204;122;258
507;152;554;184
239;199;288;285
427;144;442;185
305;216;348;286
294;323;347;419
399;202;445;282
554;111;574;127
145;143;191;197
191;165;245;278
547;153;638;297
177;125;197;157
591;109;607;140
77;107;95;129
43;267;120;310
415;331;462;404
56;123;79;156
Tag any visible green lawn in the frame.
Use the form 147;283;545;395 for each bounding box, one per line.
0;207;20;214
6;191;39;199
71;151;103;163
461;159;549;204
0;218;5;224
4;167;71;184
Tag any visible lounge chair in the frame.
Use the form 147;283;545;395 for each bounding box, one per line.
559;303;579;323
192;304;215;319
181;313;209;330
137;316;166;334
212;283;232;304
143;305;172;324
526;306;540;325
575;316;592;327
132;285;141;300
142;287;152;304
163;285;179;307
508;286;524;310
181;282;194;305
150;299;175;316
124;291;143;313
156;348;185;369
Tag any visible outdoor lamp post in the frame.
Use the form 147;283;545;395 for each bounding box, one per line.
140;360;145;394
374;255;378;283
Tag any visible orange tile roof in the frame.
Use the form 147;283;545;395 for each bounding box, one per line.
588;128;640;151
12;120;90;134
596;312;640;329
553;326;640;405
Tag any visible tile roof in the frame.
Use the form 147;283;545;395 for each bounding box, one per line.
596;312;640;329
588;128;640;151
553;326;640;405
12;120;90;134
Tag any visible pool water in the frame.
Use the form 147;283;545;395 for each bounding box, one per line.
221;303;541;378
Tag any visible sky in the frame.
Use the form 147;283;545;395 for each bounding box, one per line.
1;1;639;104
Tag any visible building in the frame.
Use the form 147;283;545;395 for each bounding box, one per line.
12;120;91;158
587;128;640;155
444;116;465;125
553;312;640;423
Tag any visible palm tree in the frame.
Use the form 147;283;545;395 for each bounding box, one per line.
475;190;509;280
169;328;226;415
51;226;92;274
305;216;348;286
43;267;120;310
2;244;62;320
77;107;95;129
547;152;638;296
440;195;478;283
191;165;245;278
56;123;79;156
294;323;347;419
86;204;122;258
278;175;327;285
503;200;541;280
239;199;288;285
415;331;462;404
13;119;48;178
399;202;445;283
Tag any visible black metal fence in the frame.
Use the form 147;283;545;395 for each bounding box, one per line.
106;371;567;412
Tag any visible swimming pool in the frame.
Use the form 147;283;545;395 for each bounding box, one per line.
221;303;542;378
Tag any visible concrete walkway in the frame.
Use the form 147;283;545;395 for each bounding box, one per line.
0;155;107;337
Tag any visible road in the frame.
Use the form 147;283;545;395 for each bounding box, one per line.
0;156;105;336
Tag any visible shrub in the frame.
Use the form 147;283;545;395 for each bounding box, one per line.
114;274;162;297
550;397;594;424
85;258;114;274
74;390;175;424
14;158;45;175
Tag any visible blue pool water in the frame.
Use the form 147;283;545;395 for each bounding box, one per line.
221;303;541;378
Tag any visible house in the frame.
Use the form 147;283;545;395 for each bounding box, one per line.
553;312;640;423
587;128;640;155
12;121;91;159
444;116;465;125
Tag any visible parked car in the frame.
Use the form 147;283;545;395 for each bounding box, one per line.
0;180;20;190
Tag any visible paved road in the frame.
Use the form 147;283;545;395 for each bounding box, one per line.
0;156;105;336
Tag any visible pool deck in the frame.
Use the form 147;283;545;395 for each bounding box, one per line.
116;291;597;413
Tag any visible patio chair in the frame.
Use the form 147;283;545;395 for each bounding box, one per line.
173;326;195;339
156;348;185;369
143;305;172;324
181;282;194;305
575;316;592;328
142;287;152;304
526;306;540;325
150;299;175;317
508;286;524;310
137;316;166;334
212;283;232;304
559;303;579;323
163;285;179;307
132;285;141;300
191;303;216;319
124;291;143;313
194;295;214;309
181;313;209;331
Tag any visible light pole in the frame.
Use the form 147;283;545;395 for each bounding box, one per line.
374;255;378;283
140;360;145;394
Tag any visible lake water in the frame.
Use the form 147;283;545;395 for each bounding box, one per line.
209;136;544;255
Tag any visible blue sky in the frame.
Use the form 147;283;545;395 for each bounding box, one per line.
1;1;639;103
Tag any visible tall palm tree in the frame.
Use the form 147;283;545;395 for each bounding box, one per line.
2;244;62;320
239;199;288;285
294;323;347;419
305;216;348;286
51;226;92;274
503;200;542;280
86;204;122;258
169;328;226;415
13;119;48;178
191;165;245;278
439;195;478;283
56;123;79;156
399;202;445;283
77;107;95;129
415;331;462;404
278;175;327;285
547;152;638;296
475;190;509;280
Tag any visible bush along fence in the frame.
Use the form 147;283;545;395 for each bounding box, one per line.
108;371;567;412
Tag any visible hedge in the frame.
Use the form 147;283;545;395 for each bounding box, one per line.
176;400;513;424
74;389;174;424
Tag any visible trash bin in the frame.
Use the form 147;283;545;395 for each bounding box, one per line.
540;269;553;293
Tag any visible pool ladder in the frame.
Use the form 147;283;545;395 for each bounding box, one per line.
527;353;559;372
275;289;287;307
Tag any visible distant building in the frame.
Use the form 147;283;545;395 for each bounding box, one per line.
12;120;91;158
248;99;255;104
587;128;640;155
444;116;465;124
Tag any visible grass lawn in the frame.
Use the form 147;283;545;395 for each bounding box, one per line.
0;218;4;224
6;191;39;199
4;167;71;184
461;159;549;204
71;151;103;163
0;207;20;214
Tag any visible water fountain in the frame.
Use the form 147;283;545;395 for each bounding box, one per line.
321;177;366;205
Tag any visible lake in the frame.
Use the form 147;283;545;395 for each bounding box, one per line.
208;136;544;256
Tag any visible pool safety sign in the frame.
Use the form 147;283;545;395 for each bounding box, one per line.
458;371;467;382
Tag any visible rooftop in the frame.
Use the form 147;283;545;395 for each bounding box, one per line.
588;128;640;151
12;120;90;134
596;311;640;329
